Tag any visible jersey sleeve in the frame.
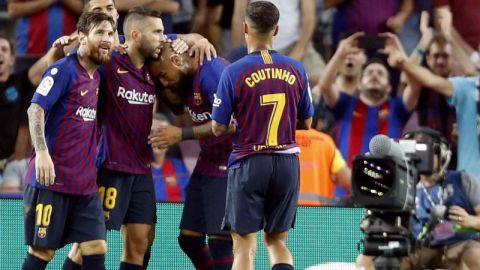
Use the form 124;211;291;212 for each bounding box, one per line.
202;59;226;104
166;34;177;41
447;77;477;109
211;69;235;125
31;63;71;111
297;73;314;120
331;148;347;174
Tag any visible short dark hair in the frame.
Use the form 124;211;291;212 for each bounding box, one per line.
77;11;115;35
0;32;14;55
362;58;391;80
245;1;279;34
124;6;162;29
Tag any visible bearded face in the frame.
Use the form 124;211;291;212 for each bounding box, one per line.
359;62;391;100
84;21;114;65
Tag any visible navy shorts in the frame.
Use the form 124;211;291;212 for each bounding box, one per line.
97;168;156;230
222;154;300;234
180;173;229;236
24;185;105;250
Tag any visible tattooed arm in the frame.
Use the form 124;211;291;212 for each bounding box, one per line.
27;104;55;186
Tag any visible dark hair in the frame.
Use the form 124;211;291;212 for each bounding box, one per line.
362;58;391;80
245;1;279;34
0;32;14;55
427;33;450;55
124;6;162;29
77;11;116;35
83;0;116;12
403;126;449;149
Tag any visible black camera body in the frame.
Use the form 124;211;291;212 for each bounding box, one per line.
352;135;435;270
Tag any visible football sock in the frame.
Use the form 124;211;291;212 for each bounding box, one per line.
178;234;214;270
208;238;234;270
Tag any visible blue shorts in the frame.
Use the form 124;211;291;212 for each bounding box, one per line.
179;173;229;236
97;168;156;230
222;154;300;234
24;185;105;249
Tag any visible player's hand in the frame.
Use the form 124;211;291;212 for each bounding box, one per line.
228;118;237;134
35;150;55;186
171;39;189;55
337;32;364;58
113;43;128;54
148;125;182;149
52;34;78;51
189;38;217;65
448;205;475;228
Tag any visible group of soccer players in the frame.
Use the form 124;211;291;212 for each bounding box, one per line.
22;1;313;270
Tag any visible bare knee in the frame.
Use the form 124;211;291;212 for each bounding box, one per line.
29;246;56;261
461;245;480;267
232;233;257;258
79;240;107;255
122;224;153;263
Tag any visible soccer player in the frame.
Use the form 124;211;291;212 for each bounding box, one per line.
21;11;114;270
147;42;235;270
211;2;314;270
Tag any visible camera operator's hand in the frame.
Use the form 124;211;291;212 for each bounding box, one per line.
448;205;476;228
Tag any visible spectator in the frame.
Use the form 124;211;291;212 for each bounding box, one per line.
356;127;480;270
387;31;480;179
330;0;416;53
231;0;325;83
0;158;28;193
7;0;83;160
319;32;417;165
0;33;29;163
151;115;190;202
296;111;351;206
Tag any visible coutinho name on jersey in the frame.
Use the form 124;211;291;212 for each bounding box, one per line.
244;68;296;88
117;86;155;105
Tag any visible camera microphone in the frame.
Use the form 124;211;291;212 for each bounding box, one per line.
369;134;406;161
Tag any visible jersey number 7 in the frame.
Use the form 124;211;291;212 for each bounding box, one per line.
260;93;286;146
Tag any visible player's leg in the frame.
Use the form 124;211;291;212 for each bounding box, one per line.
120;174;156;269
62;243;82;270
263;231;293;269
68;191;108;270
22;185;66;270
178;173;214;269
231;232;257;270
264;154;300;270
203;175;233;269
224;155;273;270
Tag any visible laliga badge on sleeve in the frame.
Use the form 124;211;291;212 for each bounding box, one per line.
36;76;55;96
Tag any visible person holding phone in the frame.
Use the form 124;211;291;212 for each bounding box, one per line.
317;32;420;195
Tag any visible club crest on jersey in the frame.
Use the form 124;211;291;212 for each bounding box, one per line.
76;106;96;121
194;93;202;105
37;227;47;238
36;76;54;96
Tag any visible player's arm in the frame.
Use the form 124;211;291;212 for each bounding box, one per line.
317;32;364;107
7;0;56;18
27;103;55;186
288;0;316;61
212;71;235;136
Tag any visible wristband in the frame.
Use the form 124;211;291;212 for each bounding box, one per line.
181;127;194;140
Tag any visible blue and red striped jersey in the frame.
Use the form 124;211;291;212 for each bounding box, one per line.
96;51;156;175
332;92;411;165
25;52;100;195
186;57;233;177
212;50;314;166
152;158;190;202
16;2;77;56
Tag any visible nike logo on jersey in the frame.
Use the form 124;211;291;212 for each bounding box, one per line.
80;90;88;96
117;68;129;74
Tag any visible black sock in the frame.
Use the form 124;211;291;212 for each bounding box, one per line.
208;238;233;270
143;245;152;270
62;257;81;270
82;254;105;270
178;234;214;270
272;263;294;270
119;262;143;270
22;253;49;270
